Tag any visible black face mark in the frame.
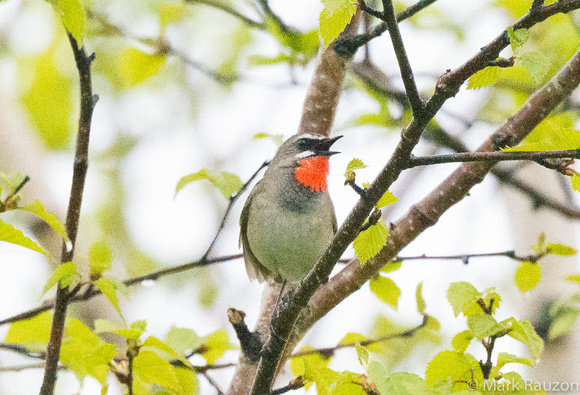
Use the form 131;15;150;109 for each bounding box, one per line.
295;137;317;152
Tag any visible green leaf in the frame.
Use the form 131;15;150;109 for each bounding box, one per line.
531;232;547;254
496;352;532;370
319;0;357;48
143;336;178;357
290;345;331;391
201;329;235;364
253;132;284;146
520;51;551;84
451;330;473;353
131;320;148;332
94;319;144;339
506;318;544;364
19;200;69;242
118;48;167;87
353;220;389;264
369;275;400;309
416;282;426;314
372;371;435;395
546;243;577;256
159;0;186;29
380;261;401;273
515;261;541;293
425;351;482;390
467;66;503;90
133;350;180;392
175;169;243;199
5;312;52;352
94;276;122;316
60;319;116;384
507;27;529;52
446;282;480;317
165;327;202;355
376;190;399;209
21;42;75;150
89;240;113;275
0;219;48;256
355;342;370;370
467;314;500;339
548;308;579;340
572;173;580;192
567;273;580;284
345;158;367;174
43;261;79;294
56;0;86;44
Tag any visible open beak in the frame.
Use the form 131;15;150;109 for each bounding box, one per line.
313;135;343;156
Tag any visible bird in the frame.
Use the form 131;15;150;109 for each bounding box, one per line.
240;134;341;284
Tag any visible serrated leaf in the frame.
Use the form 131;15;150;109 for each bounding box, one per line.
345;158;367;174
425;351;482;389
467;66;503;90
515;261;541;293
253;132;284;146
94;276;122;316
61;319;116;384
19;200;69;242
89;240;113;275
319;0;357;48
290;345;331;390
43;261;79;294
369;275;400;309
546;243;577;256
572;173;580;192
5;312;52;353
507;318;544;364
496;352;532;370
451;330;473;353
118;48;166;87
548;308;579;340
446;282;480;317
175;169;243;199
376;190;398;209
133;350;179;392
520;51;551;84
353;220;389;264
57;0;86;44
0;219;48;256
416;282;426;314
467;314;500;339
507;26;529;51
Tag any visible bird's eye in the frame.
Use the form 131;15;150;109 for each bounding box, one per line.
296;138;311;151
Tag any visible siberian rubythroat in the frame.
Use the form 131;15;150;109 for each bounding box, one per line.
240;134;341;283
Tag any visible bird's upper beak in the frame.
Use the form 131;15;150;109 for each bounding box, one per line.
313;135;343;156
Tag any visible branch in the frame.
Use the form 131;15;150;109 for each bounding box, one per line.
407;149;580;168
394;250;547;265
40;34;96;395
299;44;580;363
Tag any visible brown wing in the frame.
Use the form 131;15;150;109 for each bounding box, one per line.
239;180;271;283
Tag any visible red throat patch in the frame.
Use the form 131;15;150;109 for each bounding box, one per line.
295;156;330;192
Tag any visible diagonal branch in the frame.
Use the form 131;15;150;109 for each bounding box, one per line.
40;34;96;395
300;47;580;353
381;0;424;116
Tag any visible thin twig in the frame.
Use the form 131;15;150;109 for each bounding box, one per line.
271;376;304;394
200;370;226;395
394;250;547;264
202;161;268;261
40;34;96;395
381;0;424;116
185;0;266;29
406;149;580;168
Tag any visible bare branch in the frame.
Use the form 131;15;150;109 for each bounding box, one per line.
185;0;265;29
40;34;96;395
407;149;580;168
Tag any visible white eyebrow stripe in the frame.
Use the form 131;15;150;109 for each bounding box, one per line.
298;133;326;140
295;150;315;158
